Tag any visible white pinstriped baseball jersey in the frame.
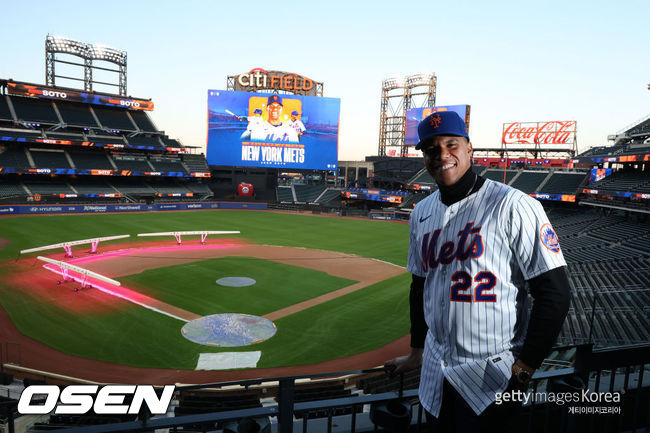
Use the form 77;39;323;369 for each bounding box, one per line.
407;179;566;416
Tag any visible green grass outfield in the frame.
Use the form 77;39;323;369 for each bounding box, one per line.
0;210;411;369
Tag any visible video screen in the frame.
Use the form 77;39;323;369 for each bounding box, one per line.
405;105;471;146
206;90;340;170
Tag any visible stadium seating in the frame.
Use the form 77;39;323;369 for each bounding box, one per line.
0;180;27;198
315;188;343;204
409;168;435;186
9;96;60;124
149;180;192;195
472;165;487;176
184;182;212;195
277;186;293;202
588;170;649;193
509;171;549;193
182;154;210;173
24;179;74;195
483;169;518;185
557;234;603;250
161;136;182;147
0;146;31;168
68;150;115;170
91;135;127;146
29;149;71;168
112;155;152;172
0;129;43;142
0;96;14;121
55;101;100;128
622;234;650;254
129;110;158;132
109;179;155;195
540;172;587;194
126;135;164;148
70;180;119;195
294;184;326;203
92;106;137;131
43;131;87;142
148;156;187;173
561;256;650;346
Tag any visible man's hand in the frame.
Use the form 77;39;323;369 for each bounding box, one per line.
385;348;423;376
509;359;535;392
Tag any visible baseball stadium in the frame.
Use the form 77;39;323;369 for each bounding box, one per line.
0;34;648;433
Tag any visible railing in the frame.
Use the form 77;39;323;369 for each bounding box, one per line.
2;344;649;433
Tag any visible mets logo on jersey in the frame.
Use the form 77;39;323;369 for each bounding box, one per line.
430;114;442;128
540;223;560;253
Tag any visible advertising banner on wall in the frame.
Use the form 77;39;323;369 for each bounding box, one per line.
405;105;471;147
5;81;153;111
206;90;340;170
502;121;576;146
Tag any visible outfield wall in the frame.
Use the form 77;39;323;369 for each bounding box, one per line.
0;201;267;215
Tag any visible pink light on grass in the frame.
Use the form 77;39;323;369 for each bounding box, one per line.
42;264;192;322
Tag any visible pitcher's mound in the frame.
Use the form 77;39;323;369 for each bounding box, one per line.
181;313;276;347
216;277;256;287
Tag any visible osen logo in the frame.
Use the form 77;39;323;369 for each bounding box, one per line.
18;385;175;415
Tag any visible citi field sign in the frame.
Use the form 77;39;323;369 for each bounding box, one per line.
502;121;577;145
231;69;320;96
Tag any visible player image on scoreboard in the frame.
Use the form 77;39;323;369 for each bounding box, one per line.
206;89;340;170
238;94;304;143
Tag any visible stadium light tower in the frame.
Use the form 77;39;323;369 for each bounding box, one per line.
45;34;128;95
378;73;436;157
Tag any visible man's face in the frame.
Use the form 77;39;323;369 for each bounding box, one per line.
421;135;473;186
291;114;297;121
267;103;282;122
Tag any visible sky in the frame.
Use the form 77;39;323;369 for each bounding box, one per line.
1;0;648;160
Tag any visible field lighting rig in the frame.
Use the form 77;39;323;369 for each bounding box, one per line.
378;73;437;157
45;34;128;95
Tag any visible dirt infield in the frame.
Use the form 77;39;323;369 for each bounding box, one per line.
0;241;410;384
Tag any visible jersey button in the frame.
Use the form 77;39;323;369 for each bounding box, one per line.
443;361;448;367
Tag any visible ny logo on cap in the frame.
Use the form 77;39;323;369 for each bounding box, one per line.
273;96;278;101
430;114;441;128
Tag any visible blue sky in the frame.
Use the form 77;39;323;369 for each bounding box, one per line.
1;0;647;160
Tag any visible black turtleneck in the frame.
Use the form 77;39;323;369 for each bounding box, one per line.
438;165;485;207
409;166;570;370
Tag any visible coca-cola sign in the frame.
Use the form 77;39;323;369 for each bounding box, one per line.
502;121;576;145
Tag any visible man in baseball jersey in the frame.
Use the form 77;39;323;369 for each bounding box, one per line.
385;111;570;432
240;108;264;140
253;94;299;143
287;110;306;140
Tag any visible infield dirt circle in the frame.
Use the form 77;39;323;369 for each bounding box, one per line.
0;241;410;384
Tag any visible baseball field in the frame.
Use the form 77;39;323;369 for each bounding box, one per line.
0;210;411;381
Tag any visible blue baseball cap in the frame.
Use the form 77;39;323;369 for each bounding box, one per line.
291;110;299;116
267;94;283;106
416;111;469;150
253;108;262;114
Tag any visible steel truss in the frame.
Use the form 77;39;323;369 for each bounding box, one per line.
378;73;436;157
45;34;127;96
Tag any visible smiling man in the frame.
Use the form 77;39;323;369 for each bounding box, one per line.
255;94;299;143
385;111;570;433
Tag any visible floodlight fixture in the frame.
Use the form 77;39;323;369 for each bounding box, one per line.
45;34;128;95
